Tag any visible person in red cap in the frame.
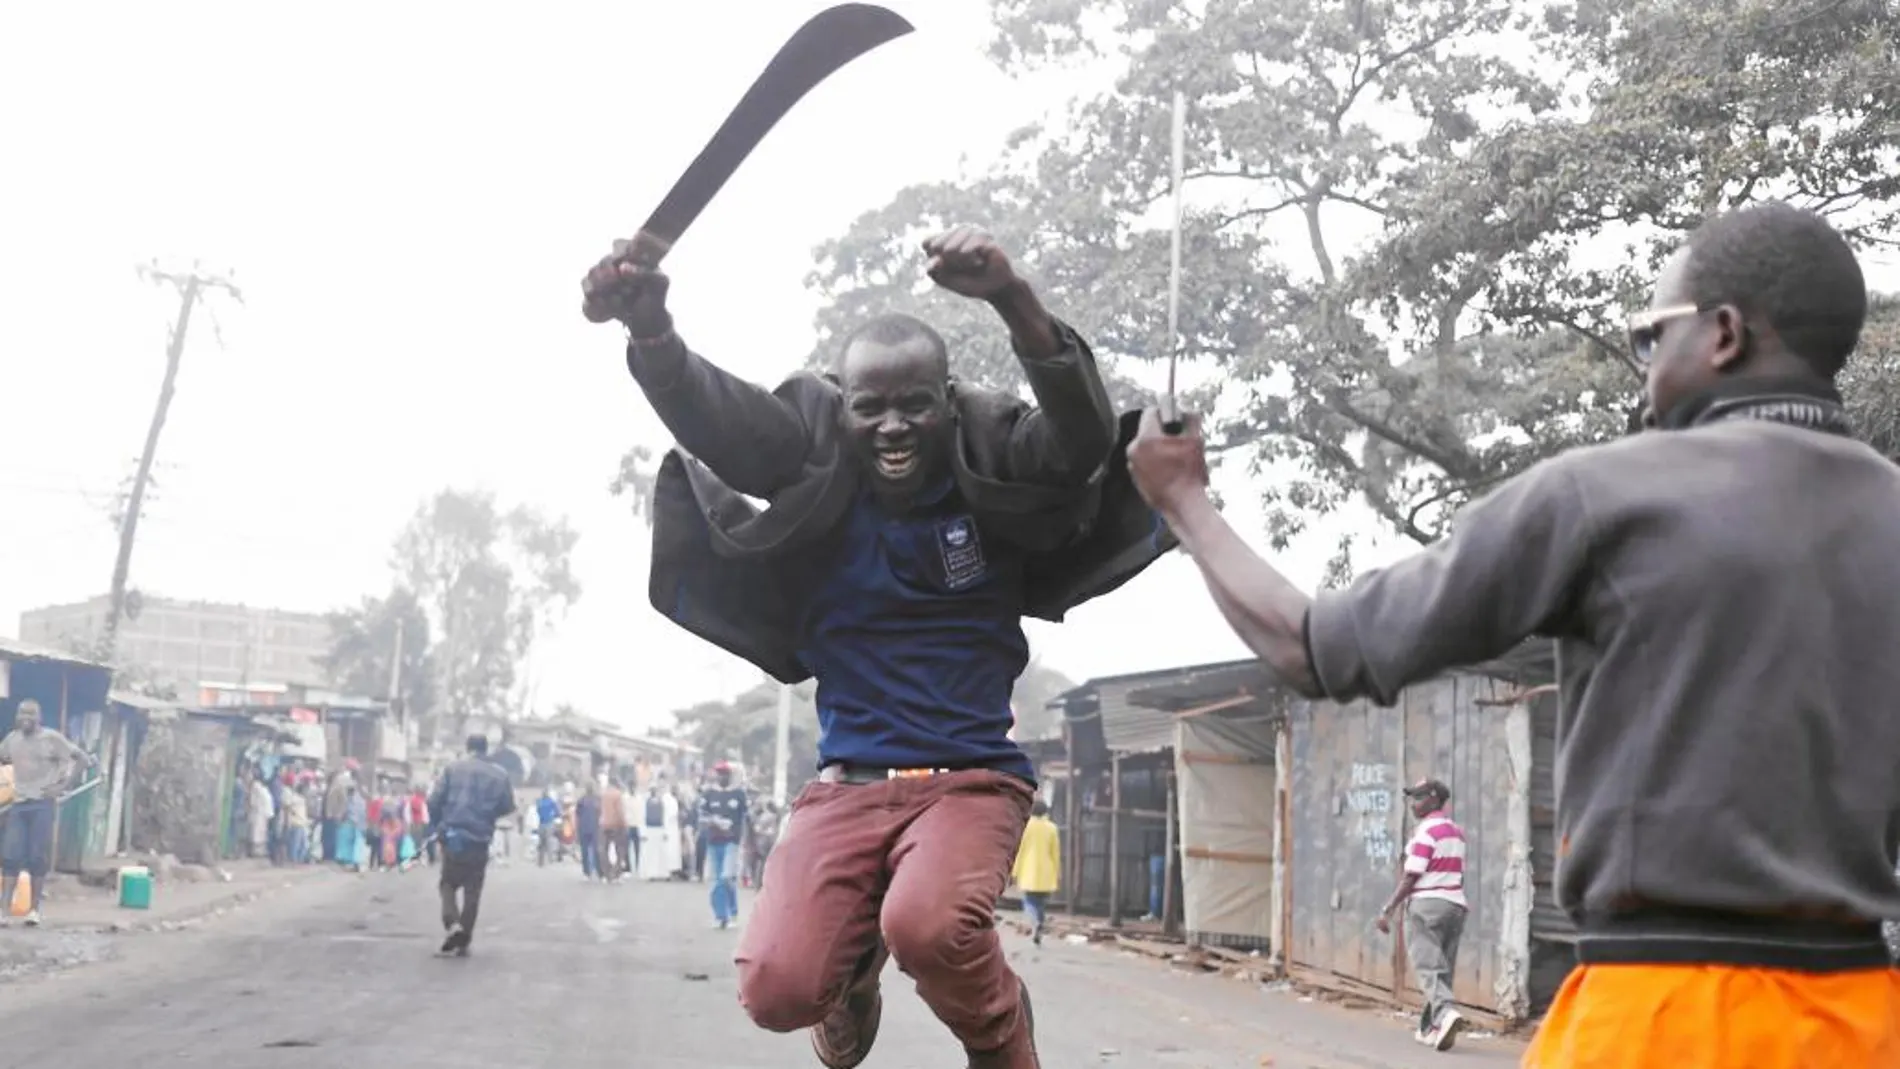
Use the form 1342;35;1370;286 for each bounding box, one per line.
700;761;750;929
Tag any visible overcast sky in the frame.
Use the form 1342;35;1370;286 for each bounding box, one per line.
4;2;1891;731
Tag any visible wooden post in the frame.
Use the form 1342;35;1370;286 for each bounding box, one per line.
1162;765;1180;937
1062;723;1082;914
1107;752;1124;927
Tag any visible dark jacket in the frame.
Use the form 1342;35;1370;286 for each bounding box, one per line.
631;319;1177;683
427;757;516;847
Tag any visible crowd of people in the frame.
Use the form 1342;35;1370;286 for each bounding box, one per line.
526;761;784;924
231;758;436;872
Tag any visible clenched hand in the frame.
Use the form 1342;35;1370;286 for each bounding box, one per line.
581;233;673;337
923;226;1024;302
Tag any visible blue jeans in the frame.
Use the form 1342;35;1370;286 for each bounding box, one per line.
579;836;600;879
286;826;310;864
1023;891;1049;931
708;840;738;922
1;798;55;879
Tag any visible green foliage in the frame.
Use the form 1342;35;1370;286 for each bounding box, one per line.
668;659;1077;785
672;681;822;791
320;586;436;718
1010;658;1076;741
391;489;581;735
1841;297;1900;459
807;0;1900;546
609;444;659;525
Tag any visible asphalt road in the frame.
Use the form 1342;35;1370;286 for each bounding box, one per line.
0;859;1518;1068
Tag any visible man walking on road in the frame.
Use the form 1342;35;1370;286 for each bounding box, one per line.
600;779;629;883
0;700;94;927
1375;779;1467;1050
582;224;1168;1069
427;735;516;957
699;761;748;929
1127;201;1900;1067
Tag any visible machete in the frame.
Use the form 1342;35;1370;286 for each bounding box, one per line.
594;3;913;292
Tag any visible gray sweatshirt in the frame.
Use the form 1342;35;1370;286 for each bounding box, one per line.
1306;416;1900;965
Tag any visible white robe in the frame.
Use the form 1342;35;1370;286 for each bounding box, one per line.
637;792;682;880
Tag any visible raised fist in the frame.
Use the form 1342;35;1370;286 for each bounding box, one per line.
923;226;1024;301
582;234;673;336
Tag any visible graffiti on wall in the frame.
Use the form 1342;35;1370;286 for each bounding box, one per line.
1345;761;1397;867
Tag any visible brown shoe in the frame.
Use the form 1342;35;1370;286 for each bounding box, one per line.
967;981;1037;1068
811;984;882;1069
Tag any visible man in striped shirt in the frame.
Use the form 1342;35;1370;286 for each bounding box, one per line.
1375;778;1467;1051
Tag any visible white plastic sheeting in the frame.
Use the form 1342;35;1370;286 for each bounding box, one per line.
1175;714;1277;945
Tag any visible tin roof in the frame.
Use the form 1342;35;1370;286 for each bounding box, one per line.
0;637;109;670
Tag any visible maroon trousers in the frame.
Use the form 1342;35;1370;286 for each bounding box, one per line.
734;769;1034;1053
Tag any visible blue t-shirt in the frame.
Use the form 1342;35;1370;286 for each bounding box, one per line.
793;481;1034;782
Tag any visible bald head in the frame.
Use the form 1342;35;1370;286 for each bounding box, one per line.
835;313;949;382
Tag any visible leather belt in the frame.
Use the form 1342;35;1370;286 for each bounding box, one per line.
819;764;954;785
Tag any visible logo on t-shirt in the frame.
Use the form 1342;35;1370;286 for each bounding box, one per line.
936;515;987;589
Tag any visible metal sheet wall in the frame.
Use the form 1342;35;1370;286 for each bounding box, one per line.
1288;672;1520;1012
1528;691;1577;944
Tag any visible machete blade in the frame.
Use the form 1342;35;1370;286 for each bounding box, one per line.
637;3;915;261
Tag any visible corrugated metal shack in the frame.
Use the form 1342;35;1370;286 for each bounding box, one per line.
1286;641;1574;1023
1051;659;1293;933
1124;661;1291;953
1049;666;1180;924
0;640;115;874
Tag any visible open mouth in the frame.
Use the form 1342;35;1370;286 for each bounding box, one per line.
874;445;919;480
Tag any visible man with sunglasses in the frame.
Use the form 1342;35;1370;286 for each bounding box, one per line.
1127;200;1900;1067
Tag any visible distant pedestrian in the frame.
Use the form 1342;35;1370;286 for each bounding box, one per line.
698;762;748;929
747;800;781;891
282;786;311;864
428;735;517;956
0;700;95;927
1375;779;1467;1051
408;787;432;865
575;782;603;881
246;774;276;859
600;779;629;883
1011;800;1060;946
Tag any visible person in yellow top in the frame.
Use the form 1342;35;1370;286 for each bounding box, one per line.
1011;800;1060;946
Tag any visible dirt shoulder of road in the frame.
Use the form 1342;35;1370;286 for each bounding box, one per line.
0;860;338;982
1003;910;1535;1055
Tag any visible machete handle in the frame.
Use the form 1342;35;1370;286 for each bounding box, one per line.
620;229;673;270
1158;396;1186;437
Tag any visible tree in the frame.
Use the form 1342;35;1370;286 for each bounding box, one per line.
1841;297;1900;459
807;0;1899;556
672;681;822;790
609;444;660;526
391;489;581;748
1011;658;1076;742
319;587;436;719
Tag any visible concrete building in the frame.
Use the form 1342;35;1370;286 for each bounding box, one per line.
18;593;332;689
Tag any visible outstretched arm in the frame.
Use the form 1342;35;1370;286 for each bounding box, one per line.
584;236;810;498
1126;410;1595;703
926;229;1116;485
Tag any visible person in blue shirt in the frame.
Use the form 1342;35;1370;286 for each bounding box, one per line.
582;225;1171;1069
535;789;561;866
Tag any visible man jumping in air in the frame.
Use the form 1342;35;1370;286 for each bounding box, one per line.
1127;201;1900;1067
582;225;1168;1069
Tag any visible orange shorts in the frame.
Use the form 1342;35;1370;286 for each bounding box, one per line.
1524;963;1900;1068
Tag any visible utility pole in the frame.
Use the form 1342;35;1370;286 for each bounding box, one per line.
387;616;405;719
773;681;796;806
99;263;241;664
